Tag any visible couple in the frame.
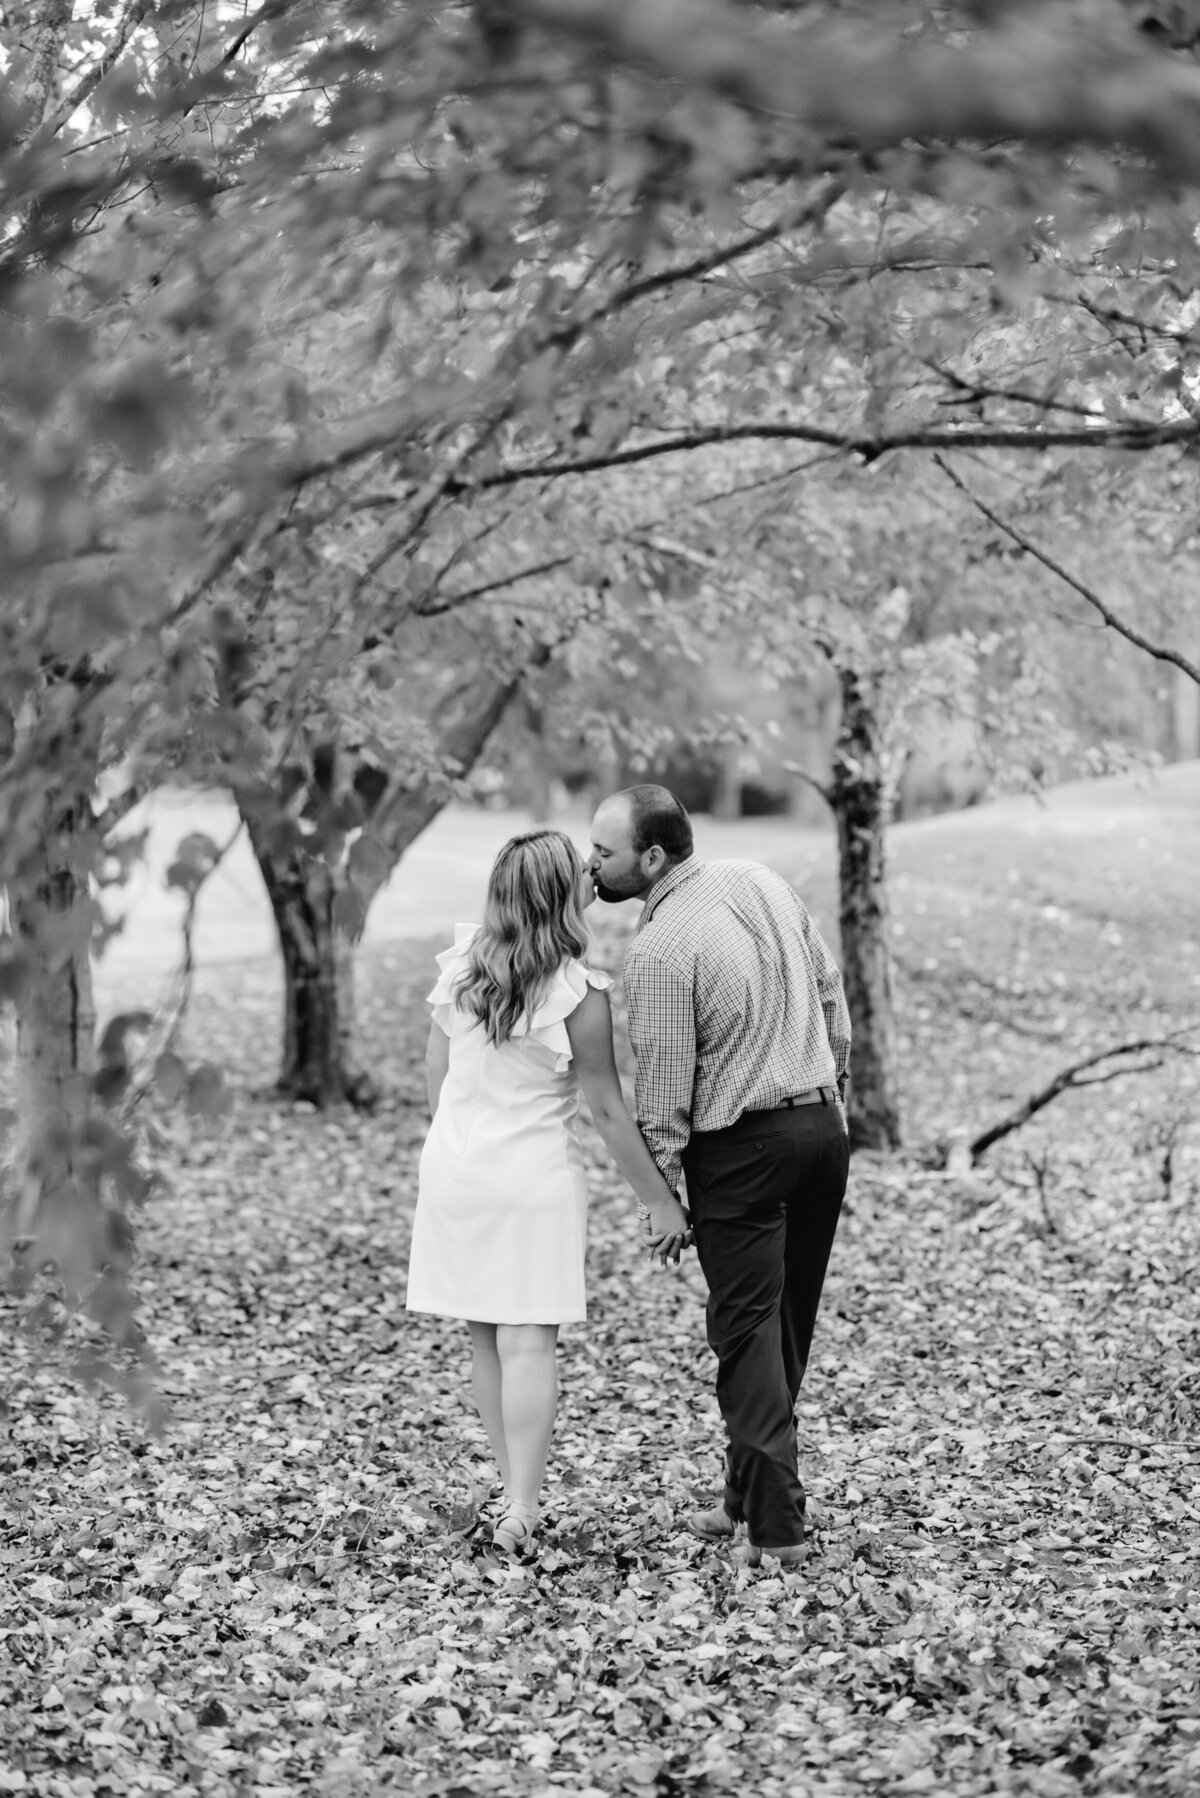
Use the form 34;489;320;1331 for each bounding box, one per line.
405;785;851;1569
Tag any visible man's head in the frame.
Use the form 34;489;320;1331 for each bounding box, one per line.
588;784;694;904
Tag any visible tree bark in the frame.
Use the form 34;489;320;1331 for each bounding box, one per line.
13;848;96;1177
829;664;902;1152
243;657;540;1106
10;11;93;1159
8;784;107;1300
23;1;75;133
2;0;124;1319
240;812;359;1107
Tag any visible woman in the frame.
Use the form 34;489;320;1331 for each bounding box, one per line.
405;828;690;1556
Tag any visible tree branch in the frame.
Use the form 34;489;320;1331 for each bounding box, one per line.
443;414;1200;494
20;0;75;131
933;453;1200;686
217;0;294;69
925;359;1110;424
592;177;846;320
34;0;152;145
970;1032;1200;1162
417;551;579;617
781;758;833;807
160;187;843;627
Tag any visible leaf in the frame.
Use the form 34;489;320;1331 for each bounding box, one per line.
97;1011;155;1069
153;1051;189;1104
333;887;367;940
92;1062;130;1107
185;1064;230;1119
165;833;221;898
84;361;189;465
144;155;221;208
346;834;392;896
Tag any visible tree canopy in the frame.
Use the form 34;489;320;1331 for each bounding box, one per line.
5;0;1200;1372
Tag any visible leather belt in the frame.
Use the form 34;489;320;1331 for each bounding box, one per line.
765;1088;835;1110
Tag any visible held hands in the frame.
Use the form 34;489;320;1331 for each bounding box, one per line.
644;1197;693;1267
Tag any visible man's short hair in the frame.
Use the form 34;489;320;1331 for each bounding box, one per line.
619;784;694;861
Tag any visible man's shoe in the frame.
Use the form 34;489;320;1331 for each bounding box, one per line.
687;1501;738;1541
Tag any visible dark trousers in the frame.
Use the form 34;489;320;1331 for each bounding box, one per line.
682;1101;849;1549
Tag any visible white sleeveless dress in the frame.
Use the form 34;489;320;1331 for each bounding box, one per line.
405;924;612;1325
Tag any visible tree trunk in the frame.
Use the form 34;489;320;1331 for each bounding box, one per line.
240;812;364;1106
14;856;96;1177
9;792;107;1301
244;658;539;1106
829;665;902;1152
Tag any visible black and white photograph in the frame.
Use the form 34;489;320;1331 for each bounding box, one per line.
2;3;1198;1795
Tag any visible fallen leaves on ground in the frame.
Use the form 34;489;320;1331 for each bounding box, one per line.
2;925;1199;1798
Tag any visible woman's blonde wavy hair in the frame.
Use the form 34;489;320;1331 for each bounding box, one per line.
453;828;590;1045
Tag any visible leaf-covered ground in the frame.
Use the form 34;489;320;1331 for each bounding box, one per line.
3;787;1199;1798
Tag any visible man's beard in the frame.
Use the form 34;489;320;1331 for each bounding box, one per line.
591;876;633;904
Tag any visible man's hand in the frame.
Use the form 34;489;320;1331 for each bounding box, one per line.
644;1197;692;1267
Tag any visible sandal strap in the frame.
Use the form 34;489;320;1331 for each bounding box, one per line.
493;1502;537;1549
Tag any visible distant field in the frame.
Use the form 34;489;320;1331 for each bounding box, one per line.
92;793;834;1003
94;760;1199;993
840;759;1198;1017
82;763;1198;1171
872;762;1199;1146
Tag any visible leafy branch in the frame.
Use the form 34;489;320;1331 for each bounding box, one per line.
512;0;1200;179
33;0;154;146
441;414;1200;493
933;453;1200;686
165;183;846;625
925;360;1111;425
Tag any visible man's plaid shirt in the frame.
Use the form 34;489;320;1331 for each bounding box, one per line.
623;858;851;1194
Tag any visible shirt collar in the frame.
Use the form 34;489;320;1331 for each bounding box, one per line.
638;855;702;929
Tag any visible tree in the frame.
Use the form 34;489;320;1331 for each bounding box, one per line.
8;0;1200;1362
231;632;555;1107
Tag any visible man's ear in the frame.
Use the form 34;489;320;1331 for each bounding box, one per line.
643;844;666;878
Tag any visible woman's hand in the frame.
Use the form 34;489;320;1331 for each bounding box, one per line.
644;1197;692;1267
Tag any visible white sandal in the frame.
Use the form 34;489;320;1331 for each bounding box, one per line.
492;1501;538;1556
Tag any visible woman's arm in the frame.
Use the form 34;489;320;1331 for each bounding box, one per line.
565;985;691;1265
424;1022;450;1116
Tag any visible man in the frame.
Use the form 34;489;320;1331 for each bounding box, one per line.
588;783;851;1569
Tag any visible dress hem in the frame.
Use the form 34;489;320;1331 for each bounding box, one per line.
405;1302;586;1325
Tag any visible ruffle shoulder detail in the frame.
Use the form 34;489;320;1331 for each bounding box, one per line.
425;923;479;1034
426;936;610;1065
515;959;612;1072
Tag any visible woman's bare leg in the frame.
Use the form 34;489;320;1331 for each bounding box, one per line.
496;1323;559;1511
467;1320;510;1497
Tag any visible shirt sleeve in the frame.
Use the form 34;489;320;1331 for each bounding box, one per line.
622;947;697;1196
801;905;852;1082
